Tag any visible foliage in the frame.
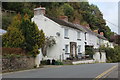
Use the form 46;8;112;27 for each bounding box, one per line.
2;27;25;48
55;61;63;65
2;2;114;40
2;14;45;56
99;46;120;63
42;36;56;57
85;46;95;59
19;15;45;56
61;3;74;18
2;12;16;30
41;60;48;65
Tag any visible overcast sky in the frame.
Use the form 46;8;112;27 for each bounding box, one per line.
89;0;119;34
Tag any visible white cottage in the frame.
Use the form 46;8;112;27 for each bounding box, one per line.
32;6;114;65
32;7;86;63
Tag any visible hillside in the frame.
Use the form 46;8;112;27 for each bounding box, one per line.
2;2;114;40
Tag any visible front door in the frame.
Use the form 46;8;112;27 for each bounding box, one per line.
70;42;77;58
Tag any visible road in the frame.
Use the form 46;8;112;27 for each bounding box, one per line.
2;63;118;79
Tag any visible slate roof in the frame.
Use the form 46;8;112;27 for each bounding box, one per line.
79;25;107;40
46;15;85;32
46;15;107;40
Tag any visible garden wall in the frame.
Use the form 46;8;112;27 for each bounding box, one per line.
2;56;35;72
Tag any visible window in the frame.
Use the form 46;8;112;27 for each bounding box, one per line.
65;45;69;53
64;28;69;39
78;45;81;53
85;32;87;40
77;31;81;40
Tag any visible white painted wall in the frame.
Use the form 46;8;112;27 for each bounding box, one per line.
32;15;63;61
85;33;99;48
61;26;85;60
32;8;108;64
72;60;95;64
32;14;86;62
35;49;43;67
93;51;101;62
100;52;106;62
93;51;106;63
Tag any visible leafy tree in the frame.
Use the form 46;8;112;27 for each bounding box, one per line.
2;2;115;41
2;27;25;48
61;3;74;18
9;13;22;28
20;15;45;56
2;14;24;48
99;46;120;63
85;46;95;59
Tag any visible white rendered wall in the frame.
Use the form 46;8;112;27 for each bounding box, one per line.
61;26;85;60
85;33;99;49
100;52;106;62
32;15;86;61
93;52;101;62
32;15;63;60
35;49;43;67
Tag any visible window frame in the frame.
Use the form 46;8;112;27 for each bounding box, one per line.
64;28;69;39
65;44;69;54
78;45;81;53
77;31;81;40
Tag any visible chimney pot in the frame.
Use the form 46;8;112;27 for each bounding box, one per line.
59;16;68;22
73;18;80;24
83;24;90;29
93;30;98;34
100;32;104;36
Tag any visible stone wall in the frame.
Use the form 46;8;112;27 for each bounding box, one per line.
2;56;35;72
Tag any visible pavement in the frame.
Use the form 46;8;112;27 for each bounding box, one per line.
2;63;118;79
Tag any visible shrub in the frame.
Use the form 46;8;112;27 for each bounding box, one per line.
99;46;120;63
85;46;95;59
41;60;47;65
55;61;63;65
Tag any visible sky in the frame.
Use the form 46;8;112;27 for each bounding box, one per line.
89;0;119;34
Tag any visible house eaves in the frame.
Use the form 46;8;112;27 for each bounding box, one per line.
46;15;85;32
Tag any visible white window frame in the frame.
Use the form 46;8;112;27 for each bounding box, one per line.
78;45;81;53
64;28;69;38
65;45;69;53
77;31;81;40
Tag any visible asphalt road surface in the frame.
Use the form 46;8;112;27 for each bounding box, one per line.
2;63;118;79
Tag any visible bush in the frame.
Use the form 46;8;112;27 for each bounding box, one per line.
41;60;47;65
99;46;120;63
85;46;95;59
55;61;63;65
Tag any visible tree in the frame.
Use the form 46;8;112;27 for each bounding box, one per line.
2;14;24;48
2;27;25;48
85;46;95;59
61;3;74;18
20;15;45;56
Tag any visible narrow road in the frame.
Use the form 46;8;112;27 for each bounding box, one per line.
2;63;118;79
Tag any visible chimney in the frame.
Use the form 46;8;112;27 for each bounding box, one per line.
34;6;46;16
83;24;90;29
59;16;68;22
100;32;104;36
73;18;80;24
93;30;98;34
